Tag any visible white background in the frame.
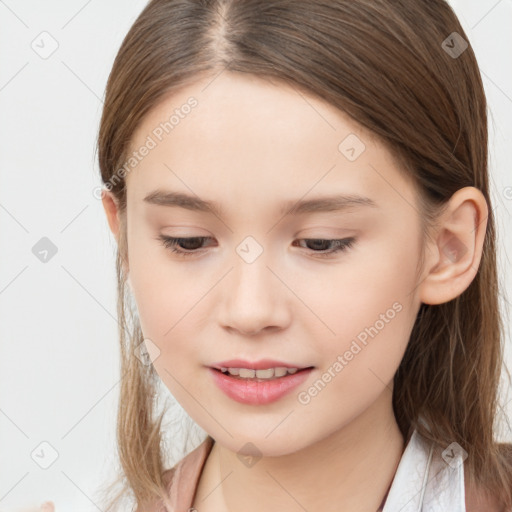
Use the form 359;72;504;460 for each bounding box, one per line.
0;0;511;510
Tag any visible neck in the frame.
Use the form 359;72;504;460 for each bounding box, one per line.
194;389;405;512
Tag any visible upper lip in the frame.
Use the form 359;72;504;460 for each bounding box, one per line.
210;359;312;370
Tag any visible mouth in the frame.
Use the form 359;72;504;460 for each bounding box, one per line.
208;363;315;405
211;366;314;381
210;358;313;373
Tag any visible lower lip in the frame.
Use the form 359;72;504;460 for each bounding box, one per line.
208;367;313;405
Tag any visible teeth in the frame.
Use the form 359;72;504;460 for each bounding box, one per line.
219;367;301;379
274;367;288;377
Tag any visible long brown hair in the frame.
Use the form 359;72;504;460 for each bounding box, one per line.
96;0;512;509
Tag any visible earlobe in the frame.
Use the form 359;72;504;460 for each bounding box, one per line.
101;189;121;240
418;187;488;305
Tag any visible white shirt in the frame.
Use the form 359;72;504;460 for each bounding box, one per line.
383;428;466;511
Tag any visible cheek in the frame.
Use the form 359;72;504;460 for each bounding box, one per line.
299;231;420;379
128;250;206;399
293;270;416;422
126;223;199;348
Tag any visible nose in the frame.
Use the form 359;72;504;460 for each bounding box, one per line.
218;256;292;337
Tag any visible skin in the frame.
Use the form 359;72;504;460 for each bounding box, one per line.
102;71;488;512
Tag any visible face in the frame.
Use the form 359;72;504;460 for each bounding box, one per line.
119;71;426;455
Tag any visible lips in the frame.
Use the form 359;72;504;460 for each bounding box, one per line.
210;359;310;371
209;366;314;405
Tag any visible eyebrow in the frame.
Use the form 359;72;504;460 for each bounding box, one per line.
143;190;378;217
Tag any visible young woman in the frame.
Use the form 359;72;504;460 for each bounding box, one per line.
96;0;512;510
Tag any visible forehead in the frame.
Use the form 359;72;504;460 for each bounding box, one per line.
125;72;417;215
129;71;369;158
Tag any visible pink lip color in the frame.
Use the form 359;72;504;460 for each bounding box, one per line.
208;367;313;405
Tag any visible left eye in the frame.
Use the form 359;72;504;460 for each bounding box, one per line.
157;236;355;258
293;238;355;257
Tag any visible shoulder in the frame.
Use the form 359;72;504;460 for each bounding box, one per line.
463;444;512;512
465;480;510;512
133;468;176;512
136;436;214;512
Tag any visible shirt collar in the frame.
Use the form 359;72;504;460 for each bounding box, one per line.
382;428;466;511
170;427;466;512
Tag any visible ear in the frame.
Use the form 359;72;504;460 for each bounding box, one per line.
417;186;488;305
101;189;121;241
101;189;130;278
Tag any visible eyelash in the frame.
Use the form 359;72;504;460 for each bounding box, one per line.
157;235;355;259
